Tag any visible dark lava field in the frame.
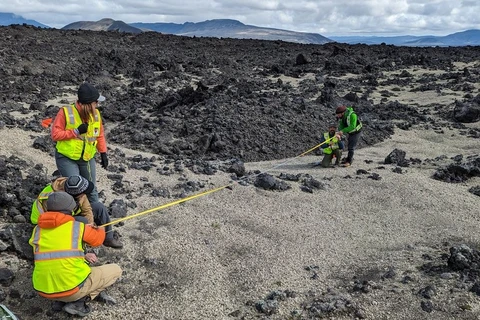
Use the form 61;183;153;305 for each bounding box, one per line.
0;25;480;320
1;24;479;164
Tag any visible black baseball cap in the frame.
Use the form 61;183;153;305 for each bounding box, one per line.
78;82;106;104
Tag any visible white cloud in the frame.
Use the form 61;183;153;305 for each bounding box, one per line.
0;0;478;35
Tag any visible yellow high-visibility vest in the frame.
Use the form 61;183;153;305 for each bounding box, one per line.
55;104;101;161
323;133;340;155
30;185;54;224
31;185;81;225
29;219;90;296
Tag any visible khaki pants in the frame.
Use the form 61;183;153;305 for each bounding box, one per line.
58;264;122;302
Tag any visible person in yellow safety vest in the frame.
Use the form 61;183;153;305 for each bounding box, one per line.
29;192;122;317
30;175;123;249
30;176;94;225
319;124;345;168
51;82;109;204
335;105;363;167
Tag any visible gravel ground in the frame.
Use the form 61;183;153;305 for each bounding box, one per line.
3;120;480;319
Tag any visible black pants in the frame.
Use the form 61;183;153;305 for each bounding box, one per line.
346;131;362;164
91;201;114;240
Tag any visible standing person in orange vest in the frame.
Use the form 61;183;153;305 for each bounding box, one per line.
51;82;109;203
29;192;122;317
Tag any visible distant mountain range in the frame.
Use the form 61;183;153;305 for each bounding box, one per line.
63;18;142;34
129;19;331;44
329;29;480;46
0;12;48;28
63;18;332;44
1;12;480;46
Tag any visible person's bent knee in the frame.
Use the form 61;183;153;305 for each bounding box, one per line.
108;263;123;278
113;264;122;275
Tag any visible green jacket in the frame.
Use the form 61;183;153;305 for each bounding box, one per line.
338;107;362;134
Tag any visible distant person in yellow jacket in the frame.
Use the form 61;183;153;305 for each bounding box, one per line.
51;82;109;203
29;192;122;317
30;175;123;249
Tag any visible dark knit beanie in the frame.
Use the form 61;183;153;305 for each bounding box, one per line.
64;175;94;196
78;82;106;104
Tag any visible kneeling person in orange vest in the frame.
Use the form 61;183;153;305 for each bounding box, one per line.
29;192;122;317
31;175;123;249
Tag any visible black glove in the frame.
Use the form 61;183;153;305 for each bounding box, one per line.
100;153;109;169
77;123;88;134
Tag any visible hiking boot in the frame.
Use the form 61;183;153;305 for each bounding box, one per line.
94;291;117;305
51;300;66;312
63;298;91;317
103;238;123;249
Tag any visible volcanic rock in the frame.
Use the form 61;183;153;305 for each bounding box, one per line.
453;98;480;123
0;268;14;287
384;148;408;166
433;156;480;183
468;186;480;196
254;173;290;191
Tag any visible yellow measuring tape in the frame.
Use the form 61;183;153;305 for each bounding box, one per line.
99;137;334;228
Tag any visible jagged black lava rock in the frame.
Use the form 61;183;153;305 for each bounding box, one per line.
453;98;480;123
468;186;480;196
433;156;480;183
384;148;409;167
109;199;128;219
254;173;290;191
0;268;14;287
447;244;480;271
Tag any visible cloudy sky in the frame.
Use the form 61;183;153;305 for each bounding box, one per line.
2;0;479;36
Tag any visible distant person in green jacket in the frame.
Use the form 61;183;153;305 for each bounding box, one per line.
335;106;363;167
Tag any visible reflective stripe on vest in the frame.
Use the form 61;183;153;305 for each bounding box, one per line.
323;133;339;155
34;250;85;260
30;220;90;295
55;104;101;161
